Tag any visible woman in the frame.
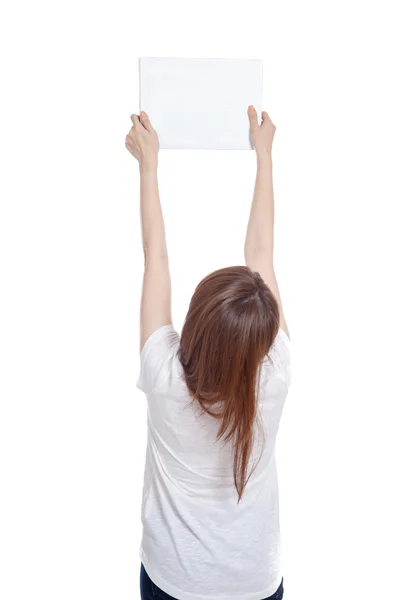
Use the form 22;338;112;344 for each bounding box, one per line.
125;106;291;600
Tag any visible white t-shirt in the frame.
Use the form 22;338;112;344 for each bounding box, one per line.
137;324;291;600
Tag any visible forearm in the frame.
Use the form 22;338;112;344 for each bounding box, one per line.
139;166;168;264
244;154;274;260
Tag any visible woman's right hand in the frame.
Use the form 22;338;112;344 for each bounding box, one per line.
248;106;276;158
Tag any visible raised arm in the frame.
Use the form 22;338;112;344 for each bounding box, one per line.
125;112;172;351
244;106;289;336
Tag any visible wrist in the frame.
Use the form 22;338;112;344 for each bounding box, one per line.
256;150;272;165
139;157;158;175
257;152;272;169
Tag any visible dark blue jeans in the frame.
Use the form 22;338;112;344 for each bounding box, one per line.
140;563;284;600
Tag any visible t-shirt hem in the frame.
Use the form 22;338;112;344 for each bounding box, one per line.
140;547;283;600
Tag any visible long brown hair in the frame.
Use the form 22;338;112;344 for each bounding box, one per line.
179;266;280;503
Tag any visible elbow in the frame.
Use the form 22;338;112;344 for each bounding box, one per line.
244;244;272;262
143;247;169;268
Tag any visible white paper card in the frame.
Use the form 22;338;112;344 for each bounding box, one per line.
139;57;263;150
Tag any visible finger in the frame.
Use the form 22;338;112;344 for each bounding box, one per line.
139;111;153;131
261;111;276;130
248;105;258;128
130;114;143;129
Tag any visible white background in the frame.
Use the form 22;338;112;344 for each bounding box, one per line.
1;1;399;599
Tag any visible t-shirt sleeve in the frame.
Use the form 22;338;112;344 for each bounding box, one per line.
136;324;181;395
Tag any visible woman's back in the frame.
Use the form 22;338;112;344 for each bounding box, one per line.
137;324;291;600
127;105;290;598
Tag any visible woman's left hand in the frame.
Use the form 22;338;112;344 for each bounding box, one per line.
125;112;159;172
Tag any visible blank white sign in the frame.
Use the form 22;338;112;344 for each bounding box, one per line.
139;57;263;150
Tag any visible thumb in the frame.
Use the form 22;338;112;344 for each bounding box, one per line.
248;105;258;128
140;111;153;131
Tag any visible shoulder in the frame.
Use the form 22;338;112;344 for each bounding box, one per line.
260;328;291;385
137;324;184;396
271;328;291;362
140;324;179;356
